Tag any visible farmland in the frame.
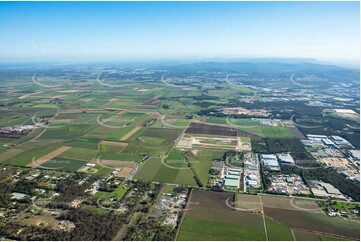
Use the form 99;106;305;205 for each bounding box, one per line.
0;61;359;241
177;191;359;241
177;190;267;241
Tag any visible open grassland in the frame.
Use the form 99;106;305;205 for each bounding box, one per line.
92;165;113;177
185;149;224;186
134;155;197;186
93;182;128;199
262;126;294;138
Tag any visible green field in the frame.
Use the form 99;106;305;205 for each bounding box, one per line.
93;184;128;200
5;145;61;166
134;155;198;186
265;217;294;241
178;217;266;241
41;157;88;172
58;147;98;161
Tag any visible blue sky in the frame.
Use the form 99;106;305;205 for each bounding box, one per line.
0;1;359;64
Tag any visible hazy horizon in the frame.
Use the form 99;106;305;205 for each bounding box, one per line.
0;1;359;67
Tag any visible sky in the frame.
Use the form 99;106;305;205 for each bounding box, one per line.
0;1;359;65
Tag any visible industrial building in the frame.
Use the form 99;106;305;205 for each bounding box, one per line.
277;153;295;164
261;154;280;171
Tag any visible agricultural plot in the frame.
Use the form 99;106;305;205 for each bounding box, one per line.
260;195;360;240
40;123;97;140
41;157;88;172
106;113;150;140
265;217;294;241
204;117;294;139
57;147;98;161
234;194;263;213
186;122;238;137
134;151;198;186
4;145;62;167
177;190;267;241
122;128;182;157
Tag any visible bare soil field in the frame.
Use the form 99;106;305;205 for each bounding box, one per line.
260;195;322;212
186;122;237;137
187;189;234;211
0;167;17;180
235;194;262;212
117;167;133;178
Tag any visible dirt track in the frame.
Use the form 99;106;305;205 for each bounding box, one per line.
120;126;142;141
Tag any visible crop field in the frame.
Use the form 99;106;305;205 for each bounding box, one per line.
177;190;267;241
265;217;293;241
4;145;62;167
41;157;88;172
178;191;359;241
57;147;98;161
263;207;359;240
260;195;359;240
134;153;198;186
134;148;224;186
0;61;359;241
122;128;182;157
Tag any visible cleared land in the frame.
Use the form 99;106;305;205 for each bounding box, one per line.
116;167;133;178
186;122;237;137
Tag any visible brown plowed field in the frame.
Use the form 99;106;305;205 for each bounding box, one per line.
186;122;237;137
